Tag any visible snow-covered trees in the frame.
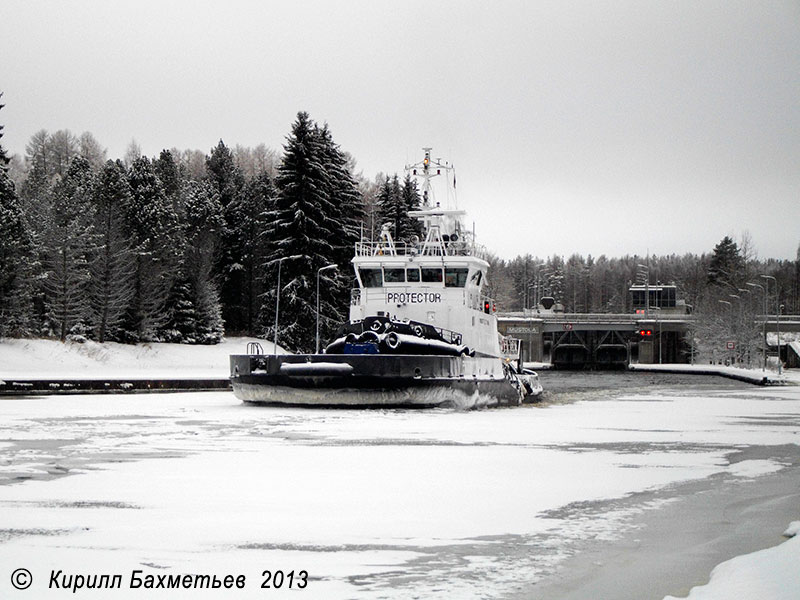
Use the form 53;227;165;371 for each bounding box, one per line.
708;236;743;288
88;160;135;342
206;140;247;333
123;156;180;341
161;181;225;344
0;94;36;337
42;156;97;341
229;170;275;333
376;173;422;246
261;112;364;352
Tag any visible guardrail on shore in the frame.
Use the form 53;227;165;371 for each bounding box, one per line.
499;313;693;322
0;378;232;396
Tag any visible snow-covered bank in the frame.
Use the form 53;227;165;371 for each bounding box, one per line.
629;362;798;385
664;524;800;600
0;337;281;380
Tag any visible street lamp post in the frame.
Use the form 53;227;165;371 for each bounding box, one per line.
761;275;778;372
651;306;662;364
316;264;338;354
746;282;767;371
637;263;650;318
778;304;784;374
719;299;733;365
273;257;287;356
729;294;742;364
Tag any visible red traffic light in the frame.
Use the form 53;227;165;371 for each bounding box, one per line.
639;329;652;337
484;301;491;314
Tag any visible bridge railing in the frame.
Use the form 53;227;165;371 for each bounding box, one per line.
499;312;694;323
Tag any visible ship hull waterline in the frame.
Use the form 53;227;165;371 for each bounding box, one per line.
230;354;539;408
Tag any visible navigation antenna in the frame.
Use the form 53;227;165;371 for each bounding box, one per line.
405;147;456;208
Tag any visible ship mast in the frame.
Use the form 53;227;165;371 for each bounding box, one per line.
405;147;456;208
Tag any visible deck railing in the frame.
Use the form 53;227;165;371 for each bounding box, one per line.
355;240;487;260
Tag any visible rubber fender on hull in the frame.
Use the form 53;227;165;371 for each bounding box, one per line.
359;331;380;344
385;332;401;350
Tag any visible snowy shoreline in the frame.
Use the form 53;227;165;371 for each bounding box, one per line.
628;362;798;386
0;337;277;383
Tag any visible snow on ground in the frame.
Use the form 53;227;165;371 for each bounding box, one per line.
629;361;800;385
664;528;800;600
0;337;281;380
0;378;799;599
784;521;800;537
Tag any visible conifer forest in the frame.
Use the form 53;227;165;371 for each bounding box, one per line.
1;96;798;353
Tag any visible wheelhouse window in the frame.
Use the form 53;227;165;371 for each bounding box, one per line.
445;268;469;288
384;268;405;283
359;268;382;288
470;270;483;286
421;268;443;283
406;268;420;282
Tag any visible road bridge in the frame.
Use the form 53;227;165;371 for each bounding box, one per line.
497;312;800;369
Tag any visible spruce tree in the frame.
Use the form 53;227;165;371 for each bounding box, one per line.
206;140;246;333
376;173;421;246
161;279;198;343
708;236;743;287
0;94;36;336
231;170;276;333
262;112;344;352
315;123;364;340
180;180;224;343
377;174;403;240
42;156;97;341
401;173;423;241
153;149;182;206
123;156;180;341
88;160;136;342
20;131;56;246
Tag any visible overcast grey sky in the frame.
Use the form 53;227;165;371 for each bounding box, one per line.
2;1;798;260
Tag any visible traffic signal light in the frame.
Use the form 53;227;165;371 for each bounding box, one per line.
638;329;652;337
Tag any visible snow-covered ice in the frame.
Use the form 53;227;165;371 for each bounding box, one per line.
0;372;798;599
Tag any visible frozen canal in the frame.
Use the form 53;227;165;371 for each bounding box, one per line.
1;372;799;599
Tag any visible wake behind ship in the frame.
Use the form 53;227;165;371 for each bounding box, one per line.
230;149;541;408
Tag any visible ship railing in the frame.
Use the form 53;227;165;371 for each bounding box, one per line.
500;312;694;322
355;240;409;257
246;341;264;355
354;240;487;260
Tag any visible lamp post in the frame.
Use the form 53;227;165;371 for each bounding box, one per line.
719;299;733;365
746;282;767;371
761;275;778;372
737;289;754;367
273;257;287;356
778;304;784;374
316;264;338;354
637;263;650;318
684;303;695;364
729;294;743;365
